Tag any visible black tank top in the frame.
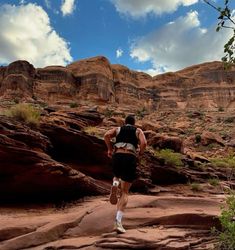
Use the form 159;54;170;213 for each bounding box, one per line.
116;125;138;149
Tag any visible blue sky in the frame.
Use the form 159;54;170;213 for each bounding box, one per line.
0;0;234;75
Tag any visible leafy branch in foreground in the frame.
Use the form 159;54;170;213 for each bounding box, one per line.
204;0;235;66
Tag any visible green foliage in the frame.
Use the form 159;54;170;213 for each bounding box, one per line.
136;107;147;119
217;194;235;249
154;149;183;167
208;178;220;186
218;106;224;112
6;103;40;127
195;134;202;143
104;108;114;118
211;155;235;168
190;182;202;192
39;102;48;108
204;0;235;66
187;111;204;119
209;127;217;132
69;102;78;108
224;116;235;123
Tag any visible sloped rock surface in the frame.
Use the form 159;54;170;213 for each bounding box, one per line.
0;195;222;250
0;113;109;201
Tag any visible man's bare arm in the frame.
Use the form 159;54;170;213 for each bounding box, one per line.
104;127;117;158
137;128;147;156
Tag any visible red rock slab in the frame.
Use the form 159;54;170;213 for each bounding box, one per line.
0;195;222;250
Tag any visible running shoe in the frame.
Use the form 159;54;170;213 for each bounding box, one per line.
109;185;118;205
114;220;126;234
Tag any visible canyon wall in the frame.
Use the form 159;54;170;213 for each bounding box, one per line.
0;56;235;110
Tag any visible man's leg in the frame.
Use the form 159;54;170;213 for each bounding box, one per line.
109;176;120;205
117;180;132;211
115;180;132;233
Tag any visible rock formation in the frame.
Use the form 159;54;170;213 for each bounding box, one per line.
1;57;235;249
0;57;235;110
0;195;222;250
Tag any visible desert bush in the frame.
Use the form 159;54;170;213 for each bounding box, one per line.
208;178;220;186
39;102;48;108
195;134;202;143
215;194;235;250
69;102;78;108
187;110;204;119
154;148;183;167
104;108;114;118
224;117;235;123
209;127;217;132
6;103;40;127
136;107;147;119
84;126;102;138
218;107;224;112
190;182;202;191
211;156;235;169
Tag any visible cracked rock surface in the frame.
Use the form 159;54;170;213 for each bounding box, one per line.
0;193;222;250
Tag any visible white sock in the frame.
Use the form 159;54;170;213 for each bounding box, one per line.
113;180;119;186
116;210;123;222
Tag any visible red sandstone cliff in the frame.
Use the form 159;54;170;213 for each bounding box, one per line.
0;56;235;110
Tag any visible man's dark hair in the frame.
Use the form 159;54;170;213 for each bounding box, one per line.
125;115;135;125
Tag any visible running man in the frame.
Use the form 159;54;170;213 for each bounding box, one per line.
104;115;147;233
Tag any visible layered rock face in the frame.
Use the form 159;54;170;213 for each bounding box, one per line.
0;111;110;201
0;57;235;110
0;61;35;101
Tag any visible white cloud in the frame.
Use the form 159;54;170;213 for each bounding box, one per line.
130;11;233;73
111;0;198;18
0;4;72;67
116;48;123;58
61;0;76;16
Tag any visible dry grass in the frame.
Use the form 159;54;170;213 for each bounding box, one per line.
5;103;41;127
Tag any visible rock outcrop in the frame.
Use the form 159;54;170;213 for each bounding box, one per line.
0;112;110;202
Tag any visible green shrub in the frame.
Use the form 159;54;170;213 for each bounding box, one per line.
104;108;114;118
39;102;48;108
190;182;202;192
208;178;219;186
211;156;235;168
136;107;147;119
209;127;217;132
217;194;235;250
195;134;202;143
224;117;235;123
154;149;183;167
69;102;78;108
6;103;40;127
218;107;224;112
